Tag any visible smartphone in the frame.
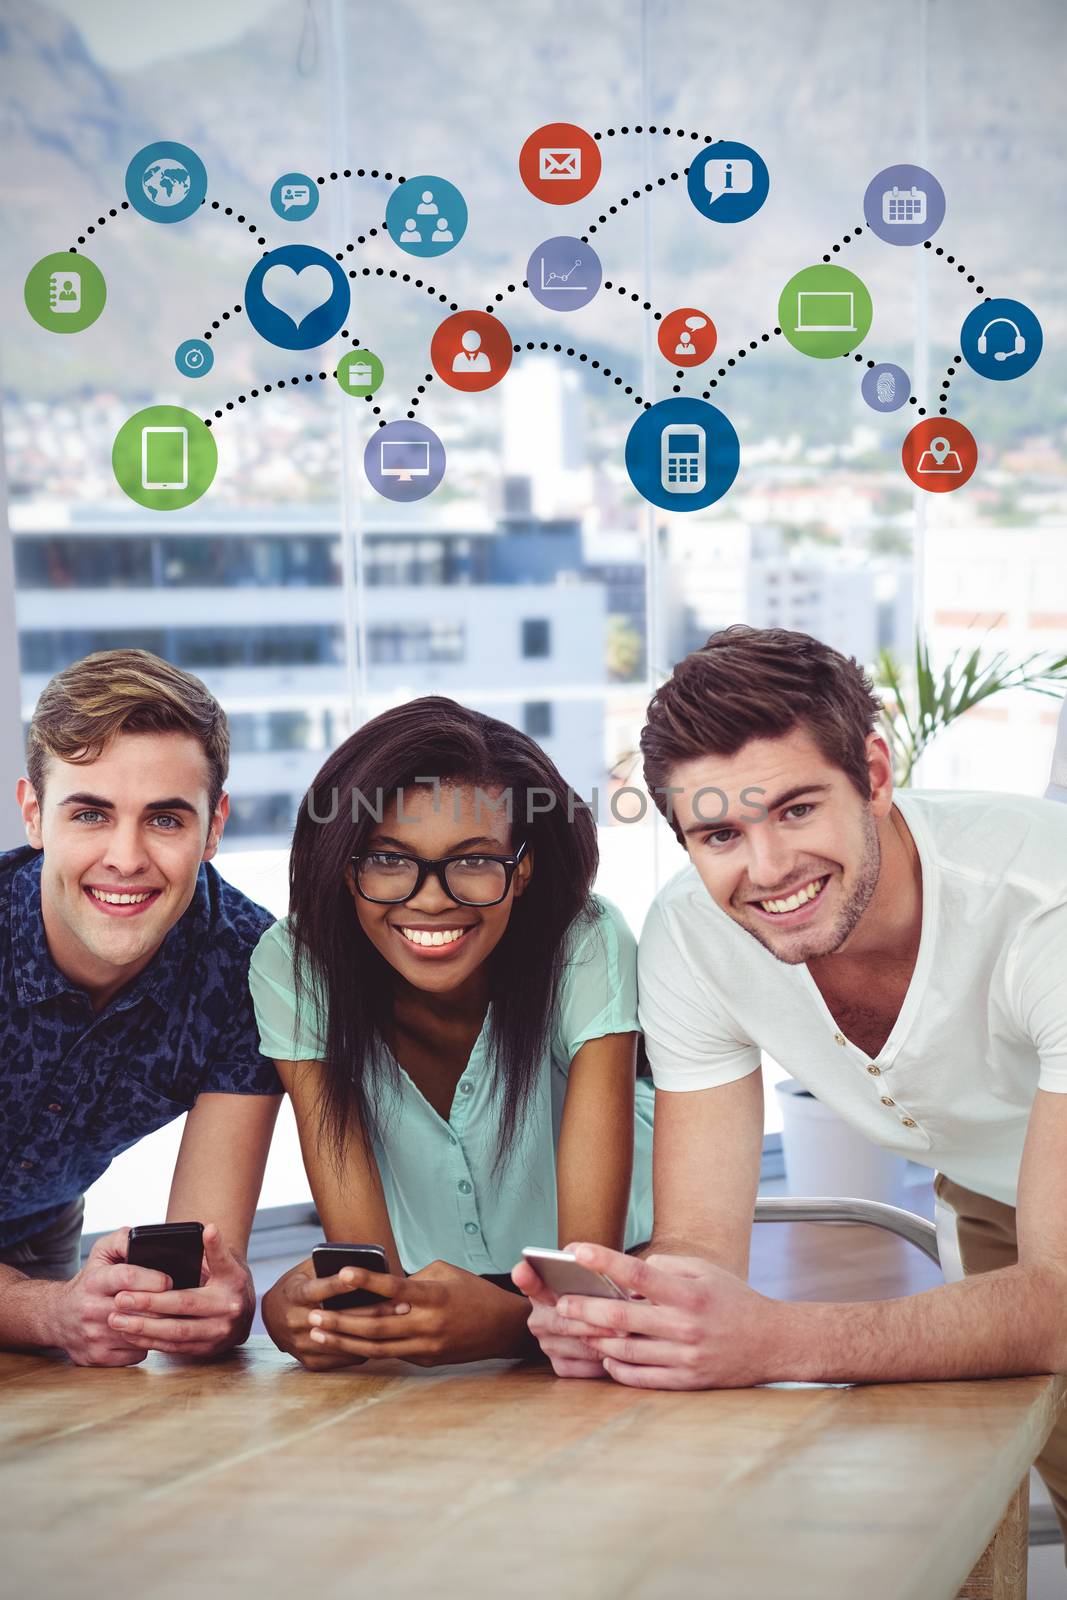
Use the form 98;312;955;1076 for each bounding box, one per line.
141;425;188;491
660;422;706;494
127;1221;204;1290
312;1243;390;1310
521;1246;629;1301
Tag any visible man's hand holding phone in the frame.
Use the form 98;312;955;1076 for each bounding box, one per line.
512;1246;629;1380
106;1222;255;1358
46;1228;173;1367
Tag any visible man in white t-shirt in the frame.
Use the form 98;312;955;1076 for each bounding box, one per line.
523;625;1067;1538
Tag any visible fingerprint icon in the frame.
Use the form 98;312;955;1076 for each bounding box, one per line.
876;371;896;404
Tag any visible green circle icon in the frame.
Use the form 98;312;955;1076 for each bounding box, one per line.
336;348;384;397
24;251;107;333
112;406;218;511
778;264;872;358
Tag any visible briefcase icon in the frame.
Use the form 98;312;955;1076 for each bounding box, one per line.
539;147;582;181
346;362;374;389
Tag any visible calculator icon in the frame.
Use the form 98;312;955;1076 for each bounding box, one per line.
882;185;927;225
660;423;706;493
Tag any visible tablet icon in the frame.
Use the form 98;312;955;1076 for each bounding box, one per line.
141;426;188;490
113;405;217;510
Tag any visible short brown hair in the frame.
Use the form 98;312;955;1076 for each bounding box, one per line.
641;626;883;842
26;649;229;816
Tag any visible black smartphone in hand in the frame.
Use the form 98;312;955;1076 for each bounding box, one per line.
127;1221;205;1290
312;1243;389;1310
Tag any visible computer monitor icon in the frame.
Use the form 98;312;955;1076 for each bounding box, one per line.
795;291;856;334
380;440;430;482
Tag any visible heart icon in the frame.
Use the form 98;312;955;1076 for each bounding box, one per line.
259;263;336;329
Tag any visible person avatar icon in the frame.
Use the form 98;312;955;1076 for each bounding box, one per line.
58;279;78;301
452;328;491;373
432;217;454;245
674;330;695;357
399;218;422;243
417;190;438;215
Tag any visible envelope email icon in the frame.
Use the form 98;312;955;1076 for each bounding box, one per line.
539;147;582;181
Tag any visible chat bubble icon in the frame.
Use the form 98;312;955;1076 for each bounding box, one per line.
282;184;311;210
684;315;708;331
704;158;753;201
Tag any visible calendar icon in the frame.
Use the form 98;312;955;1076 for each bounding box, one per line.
882;186;927;225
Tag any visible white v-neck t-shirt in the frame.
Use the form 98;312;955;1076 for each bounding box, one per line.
638;790;1067;1207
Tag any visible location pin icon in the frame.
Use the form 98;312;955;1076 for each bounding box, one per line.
929;436;950;466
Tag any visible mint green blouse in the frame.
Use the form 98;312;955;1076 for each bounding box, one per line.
248;895;654;1275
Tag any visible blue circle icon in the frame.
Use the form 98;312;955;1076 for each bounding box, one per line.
364;421;446;502
270;172;319;222
625;398;740;512
244;245;350;351
687;142;769;224
174;338;214;379
386;176;468;257
526;237;602;311
861;362;910;412
863;164;945;246
960;298;1042;381
125;141;207;224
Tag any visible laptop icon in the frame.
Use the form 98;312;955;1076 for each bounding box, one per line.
795;290;856;333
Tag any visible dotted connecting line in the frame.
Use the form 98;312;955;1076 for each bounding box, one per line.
403;341;651;419
583;169;689;239
921;239;986;295
820;224;863;260
937;355;963;416
69;197;269;255
203;329;387;427
699;330;782;394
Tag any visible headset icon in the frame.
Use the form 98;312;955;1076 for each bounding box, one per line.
976;316;1026;362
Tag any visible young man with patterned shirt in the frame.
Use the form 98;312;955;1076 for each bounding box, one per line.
0;650;282;1365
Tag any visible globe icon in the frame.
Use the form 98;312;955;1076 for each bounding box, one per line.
141;158;192;208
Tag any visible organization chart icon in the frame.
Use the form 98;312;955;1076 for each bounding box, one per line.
125;141;207;224
386;176;468;257
244;245;350;350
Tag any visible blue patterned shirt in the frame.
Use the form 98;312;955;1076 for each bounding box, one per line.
0;847;281;1250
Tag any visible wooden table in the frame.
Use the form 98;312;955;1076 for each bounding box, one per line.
1;1328;1062;1599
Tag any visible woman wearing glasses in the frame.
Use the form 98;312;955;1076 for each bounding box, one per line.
253;697;653;1369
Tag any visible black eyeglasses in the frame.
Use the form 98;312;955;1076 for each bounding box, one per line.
351;840;529;907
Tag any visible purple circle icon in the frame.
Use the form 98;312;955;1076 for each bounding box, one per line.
861;362;910;412
863;164;945;246
363;421;446;502
526;236;602;311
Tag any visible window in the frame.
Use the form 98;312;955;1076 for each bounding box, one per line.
523;701;553;738
521;619;551;659
1;2;1057;1223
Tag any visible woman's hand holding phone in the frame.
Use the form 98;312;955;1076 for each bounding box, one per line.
276;1258;532;1368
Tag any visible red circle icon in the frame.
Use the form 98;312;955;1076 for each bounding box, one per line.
519;123;602;204
658;307;718;367
430;311;513;392
901;417;978;493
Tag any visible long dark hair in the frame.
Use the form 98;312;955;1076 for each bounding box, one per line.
288;696;599;1173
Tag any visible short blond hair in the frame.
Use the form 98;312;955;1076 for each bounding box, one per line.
27;650;229;814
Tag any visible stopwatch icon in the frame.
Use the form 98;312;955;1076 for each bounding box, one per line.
174;338;214;378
